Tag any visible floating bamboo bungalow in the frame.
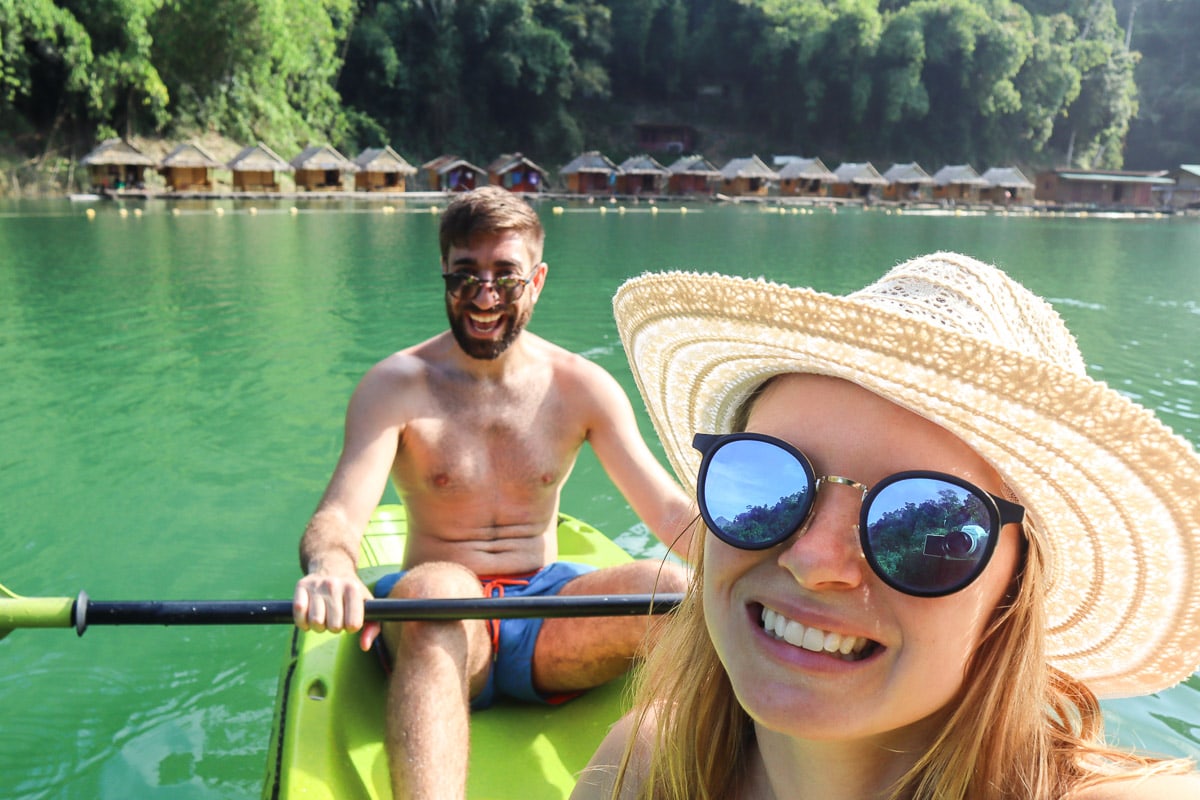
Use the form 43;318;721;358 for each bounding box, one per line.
666;155;720;195
422;155;485;192
81;138;155;191
560;151;620;195
719;156;778;196
157;143;223;192
831;162;888;199
881;162;933;202
291;145;358;191
487;153;548;193
979;167;1034;205
932;165;988;203
616;155;669;195
1034;168;1173;208
777;157;836;197
227;142;293;192
353;146;416;192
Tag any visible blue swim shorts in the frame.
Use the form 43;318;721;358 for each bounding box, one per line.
373;561;596;710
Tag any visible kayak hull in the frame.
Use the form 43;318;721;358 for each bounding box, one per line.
263;505;630;799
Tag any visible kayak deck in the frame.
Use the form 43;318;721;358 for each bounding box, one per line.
263;505;631;799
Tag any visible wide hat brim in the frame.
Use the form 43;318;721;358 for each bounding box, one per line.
614;262;1200;698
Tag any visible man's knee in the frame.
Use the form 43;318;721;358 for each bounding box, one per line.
653;560;688;595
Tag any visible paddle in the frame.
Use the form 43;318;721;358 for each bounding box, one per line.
0;581;683;639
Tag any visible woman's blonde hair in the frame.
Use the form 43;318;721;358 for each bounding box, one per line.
613;381;1193;800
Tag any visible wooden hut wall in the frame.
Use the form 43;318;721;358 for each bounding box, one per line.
933;183;978;202
163;166;211;191
491;169;540;193
617;174;660;195
356;171;405;191
978;186;1031;204
723;176;767;196
884;182;929;201
668;174;711;195
88;164;146;190
233;170;280;191
296;168;343;190
568;173;611;194
780;178;826;197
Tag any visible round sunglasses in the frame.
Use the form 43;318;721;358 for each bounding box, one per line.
692;432;1025;597
442;271;534;304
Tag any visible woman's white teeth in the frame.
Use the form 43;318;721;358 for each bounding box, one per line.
761;607;869;659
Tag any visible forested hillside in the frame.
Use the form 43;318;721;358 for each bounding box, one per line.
1;0;1196;192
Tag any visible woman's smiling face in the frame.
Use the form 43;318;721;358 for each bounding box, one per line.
702;373;1022;746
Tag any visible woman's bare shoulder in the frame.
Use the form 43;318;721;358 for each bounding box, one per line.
571;708;659;800
1069;772;1200;800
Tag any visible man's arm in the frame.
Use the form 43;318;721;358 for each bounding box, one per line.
578;360;695;561
293;362;408;637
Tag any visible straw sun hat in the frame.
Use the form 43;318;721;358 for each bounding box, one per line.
613;251;1200;698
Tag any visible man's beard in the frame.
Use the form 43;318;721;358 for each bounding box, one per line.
447;299;532;360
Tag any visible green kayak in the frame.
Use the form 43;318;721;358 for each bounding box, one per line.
262;504;631;799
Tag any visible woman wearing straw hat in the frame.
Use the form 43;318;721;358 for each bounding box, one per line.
573;253;1200;799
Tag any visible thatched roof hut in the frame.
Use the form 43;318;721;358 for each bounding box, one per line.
227;142;293;192
487;153;548;193
560;151;620;194
291;144;358;191
931;164;987;202
354;146;417;192
831;162;887;199
421;155;485;191
777;157;836;197
158;143;223;192
719;155;779;196
979;167;1034;204
616;154;668;195
881;162;933;201
666;155;720;195
80;138;155;191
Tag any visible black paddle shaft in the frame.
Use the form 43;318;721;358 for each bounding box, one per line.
70;591;684;635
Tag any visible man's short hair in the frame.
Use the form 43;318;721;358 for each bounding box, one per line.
439;186;545;262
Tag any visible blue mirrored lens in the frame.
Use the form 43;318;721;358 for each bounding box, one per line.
862;477;994;596
701;439;813;548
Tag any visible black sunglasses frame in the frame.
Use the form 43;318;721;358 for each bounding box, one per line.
692;432;1025;597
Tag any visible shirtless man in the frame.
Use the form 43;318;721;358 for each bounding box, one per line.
292;186;692;799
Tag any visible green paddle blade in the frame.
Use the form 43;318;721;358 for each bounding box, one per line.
0;582;75;641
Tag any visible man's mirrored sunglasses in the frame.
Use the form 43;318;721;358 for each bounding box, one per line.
442;271;534;304
693;432;1025;597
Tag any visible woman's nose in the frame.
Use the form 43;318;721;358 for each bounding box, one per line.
776;487;866;591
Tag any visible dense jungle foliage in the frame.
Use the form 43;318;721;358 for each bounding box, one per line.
1;0;1195;191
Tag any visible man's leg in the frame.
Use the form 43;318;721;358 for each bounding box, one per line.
381;562;493;800
532;560;687;693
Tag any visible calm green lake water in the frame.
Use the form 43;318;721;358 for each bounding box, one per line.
1;198;1198;797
